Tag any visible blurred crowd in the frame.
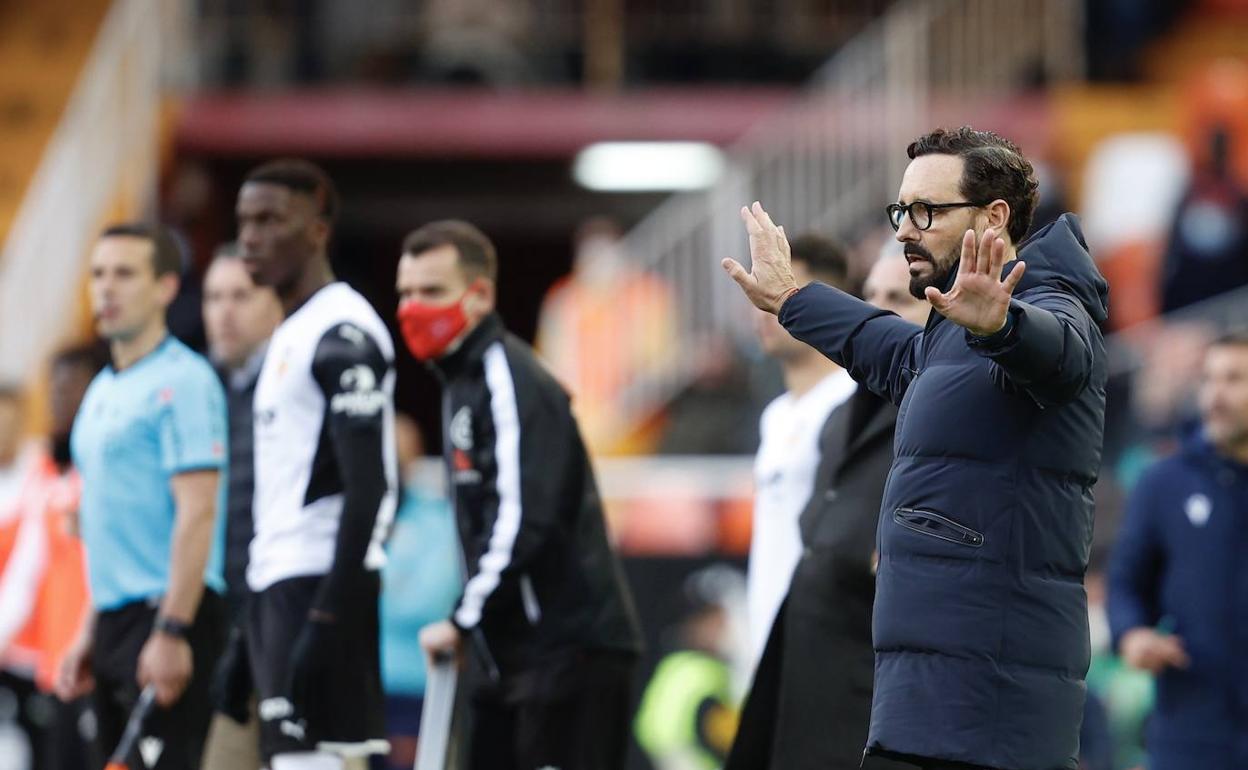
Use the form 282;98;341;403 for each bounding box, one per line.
3;3;1248;770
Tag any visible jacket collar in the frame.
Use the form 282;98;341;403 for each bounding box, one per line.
430;312;505;380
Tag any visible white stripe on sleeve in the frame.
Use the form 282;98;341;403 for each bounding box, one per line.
454;342;523;629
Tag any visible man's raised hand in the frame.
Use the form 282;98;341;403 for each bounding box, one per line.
925;228;1026;337
722;202;801;315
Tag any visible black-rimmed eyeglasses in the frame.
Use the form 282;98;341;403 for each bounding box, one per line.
886;201;984;232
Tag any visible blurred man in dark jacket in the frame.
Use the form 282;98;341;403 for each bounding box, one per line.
724;126;1109;770
1108;331;1248;770
397;220;643;770
200;245;282;770
727;250;929;770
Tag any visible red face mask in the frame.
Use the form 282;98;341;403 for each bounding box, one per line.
396;288;474;361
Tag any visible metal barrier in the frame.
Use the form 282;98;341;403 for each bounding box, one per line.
605;0;1085;446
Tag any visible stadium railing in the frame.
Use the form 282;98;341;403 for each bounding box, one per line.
601;0;1085;448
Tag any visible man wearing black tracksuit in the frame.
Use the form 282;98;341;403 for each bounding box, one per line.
396;220;643;770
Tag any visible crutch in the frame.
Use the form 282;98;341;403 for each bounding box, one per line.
104;685;157;770
413;650;458;770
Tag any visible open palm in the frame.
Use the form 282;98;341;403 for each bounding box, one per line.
722;202;800;315
925;228;1026;336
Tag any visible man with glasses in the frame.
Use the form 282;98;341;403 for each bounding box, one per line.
723;127;1109;770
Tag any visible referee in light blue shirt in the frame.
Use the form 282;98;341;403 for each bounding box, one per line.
56;224;228;770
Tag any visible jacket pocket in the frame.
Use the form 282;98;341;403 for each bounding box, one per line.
893;508;984;548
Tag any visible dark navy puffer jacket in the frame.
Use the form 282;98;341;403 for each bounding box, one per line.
778;214;1108;770
1108;432;1248;770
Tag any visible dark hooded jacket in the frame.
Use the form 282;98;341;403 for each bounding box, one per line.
778;214;1108;770
1107;431;1248;770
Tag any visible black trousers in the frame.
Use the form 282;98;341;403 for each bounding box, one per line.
466;650;635;770
91;592;225;770
246;573;385;762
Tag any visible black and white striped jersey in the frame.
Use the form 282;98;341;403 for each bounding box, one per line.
248;282;398;598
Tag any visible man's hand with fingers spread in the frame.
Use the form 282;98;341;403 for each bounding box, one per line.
926;228;1027;336
722;202;801;315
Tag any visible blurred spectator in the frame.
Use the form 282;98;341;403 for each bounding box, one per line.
1083;0;1183;81
417;0;537;84
727;248;926;770
200;0;324;85
1130;322;1215;436
657;334;761;456
634;565;745;770
1079;133;1189;330
1031;160;1072;236
0;343;107;770
1108;330;1248;769
1160;126;1248;312
745;233;856;664
535;217;677;455
200;245;283;770
0;383;45;767
377;414;460;770
1181;59;1248;191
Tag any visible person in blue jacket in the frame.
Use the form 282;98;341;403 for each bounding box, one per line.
1107;331;1248;770
723;126;1109;770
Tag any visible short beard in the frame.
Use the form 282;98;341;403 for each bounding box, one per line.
906;243;958;300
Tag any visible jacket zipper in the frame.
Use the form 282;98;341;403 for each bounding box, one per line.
444;391;501;682
893;507;984;548
520;573;542;625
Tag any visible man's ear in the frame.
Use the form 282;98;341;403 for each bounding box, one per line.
985;199;1012;242
466;279;496;322
157;272;180;308
310;218;331;251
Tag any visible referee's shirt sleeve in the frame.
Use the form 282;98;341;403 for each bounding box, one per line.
453;343;565;631
158;361;228;474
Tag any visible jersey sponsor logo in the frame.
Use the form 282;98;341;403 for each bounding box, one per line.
1184;493;1212;527
331;365;386;417
450;406;473;450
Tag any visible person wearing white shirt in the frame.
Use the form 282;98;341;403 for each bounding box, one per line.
748;233;857;662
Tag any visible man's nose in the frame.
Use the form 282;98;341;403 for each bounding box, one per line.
895;217;920;242
238;223;261;250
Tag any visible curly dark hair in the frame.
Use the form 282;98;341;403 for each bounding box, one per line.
244;158;340;225
907;127;1040;244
